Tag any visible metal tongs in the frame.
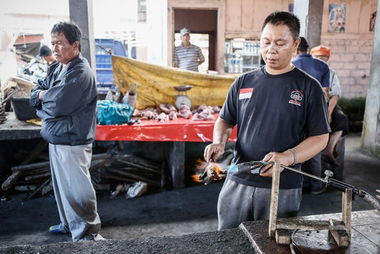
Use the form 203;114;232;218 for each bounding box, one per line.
246;160;274;174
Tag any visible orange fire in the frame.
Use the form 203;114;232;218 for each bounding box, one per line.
192;160;226;183
192;174;203;182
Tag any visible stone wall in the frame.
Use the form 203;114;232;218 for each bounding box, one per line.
321;34;374;97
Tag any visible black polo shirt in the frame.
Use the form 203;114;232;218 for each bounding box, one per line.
220;67;330;189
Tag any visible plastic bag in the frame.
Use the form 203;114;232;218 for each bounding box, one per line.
126;181;147;199
97;100;133;125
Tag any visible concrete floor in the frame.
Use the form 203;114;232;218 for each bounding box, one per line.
0;133;379;251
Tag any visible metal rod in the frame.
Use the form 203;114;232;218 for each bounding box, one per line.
279;164;328;183
251;161;328;183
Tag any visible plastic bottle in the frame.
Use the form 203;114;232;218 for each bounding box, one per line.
254;43;260;55
228;58;234;73
240;56;243;73
105;89;113;101
122;83;138;108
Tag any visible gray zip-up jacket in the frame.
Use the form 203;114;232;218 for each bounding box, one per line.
30;54;97;145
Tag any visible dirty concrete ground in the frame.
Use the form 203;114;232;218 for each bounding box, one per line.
0;133;379;253
0;229;255;254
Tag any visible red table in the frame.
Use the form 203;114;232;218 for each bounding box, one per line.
95;117;237;188
96;117;237;142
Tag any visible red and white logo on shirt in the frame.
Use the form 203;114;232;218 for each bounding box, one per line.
239;88;254;100
289;90;303;106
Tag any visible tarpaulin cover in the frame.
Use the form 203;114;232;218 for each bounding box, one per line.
96;117;237;142
112;55;236;109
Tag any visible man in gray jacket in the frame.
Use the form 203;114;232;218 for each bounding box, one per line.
30;22;102;242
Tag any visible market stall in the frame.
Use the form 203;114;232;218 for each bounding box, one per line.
96;116;237;188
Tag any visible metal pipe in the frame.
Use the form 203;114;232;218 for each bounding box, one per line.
279;164;328;183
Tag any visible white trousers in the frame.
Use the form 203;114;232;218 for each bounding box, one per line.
49;143;101;241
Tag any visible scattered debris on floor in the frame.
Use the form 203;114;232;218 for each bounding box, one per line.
1;153;163;200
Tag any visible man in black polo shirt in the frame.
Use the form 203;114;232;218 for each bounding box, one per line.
204;11;330;230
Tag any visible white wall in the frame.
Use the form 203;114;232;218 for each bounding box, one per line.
0;0;168;84
93;0;137;38
0;0;69;84
0;0;69;38
145;0;167;65
93;0;167;65
293;0;309;37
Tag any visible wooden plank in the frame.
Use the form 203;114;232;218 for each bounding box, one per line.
240;220;293;254
275;229;292;245
352;223;380;247
27;177;51;199
1;171;22;191
277;219;345;231
329;228;350;247
342;188;352;236
12;153;110;172
268;162;281;237
106;168;161;187
240;211;380;253
2;141;46;190
24;172;51;181
12;161;50;172
298;210;380;226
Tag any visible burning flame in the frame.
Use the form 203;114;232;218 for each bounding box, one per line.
192;160;226;183
192;174;203;182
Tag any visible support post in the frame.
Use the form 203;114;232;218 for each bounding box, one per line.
168;142;185;188
294;0;324;47
69;0;96;69
342;188;352;236
362;0;380;155
269;162;281;237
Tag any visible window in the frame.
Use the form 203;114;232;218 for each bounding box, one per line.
137;0;147;23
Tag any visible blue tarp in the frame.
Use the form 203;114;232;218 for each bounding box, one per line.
97;100;133;125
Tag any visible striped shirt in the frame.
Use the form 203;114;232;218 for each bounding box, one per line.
174;44;204;72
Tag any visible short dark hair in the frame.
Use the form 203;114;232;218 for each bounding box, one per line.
51;22;81;46
298;37;309;52
39;45;52;57
261;11;300;40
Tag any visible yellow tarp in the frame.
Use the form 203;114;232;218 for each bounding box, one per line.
112;55;236;109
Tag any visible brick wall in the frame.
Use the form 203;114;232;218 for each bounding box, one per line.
321;35;373;98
